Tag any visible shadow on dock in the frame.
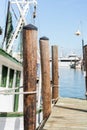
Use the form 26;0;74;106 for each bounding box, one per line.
42;98;87;130
55;104;87;113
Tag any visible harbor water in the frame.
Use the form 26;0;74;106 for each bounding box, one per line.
59;67;86;99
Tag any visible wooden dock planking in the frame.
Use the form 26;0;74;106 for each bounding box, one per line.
42;98;87;130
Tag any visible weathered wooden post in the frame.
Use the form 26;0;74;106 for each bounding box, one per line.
83;45;87;96
23;24;38;130
39;36;51;119
52;45;59;103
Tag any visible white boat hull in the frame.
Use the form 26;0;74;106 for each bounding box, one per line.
0;117;23;130
59;61;72;67
0;112;43;130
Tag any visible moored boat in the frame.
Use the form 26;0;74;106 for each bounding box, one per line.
0;0;43;130
0;48;23;129
59;53;81;67
70;60;82;69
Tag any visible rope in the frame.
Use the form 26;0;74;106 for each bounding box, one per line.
0;86;37;95
52;84;59;88
52;97;58;101
0;86;23;93
0;91;37;95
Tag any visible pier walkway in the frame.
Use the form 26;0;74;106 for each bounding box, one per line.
42;98;87;130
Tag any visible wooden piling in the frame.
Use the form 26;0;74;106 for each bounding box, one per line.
23;24;38;130
52;45;59;102
83;45;87;95
39;37;51;119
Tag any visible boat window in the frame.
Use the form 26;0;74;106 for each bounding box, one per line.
9;69;14;88
15;71;21;87
14;71;21;112
1;65;8;87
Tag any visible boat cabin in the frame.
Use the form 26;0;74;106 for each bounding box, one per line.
0;48;23;112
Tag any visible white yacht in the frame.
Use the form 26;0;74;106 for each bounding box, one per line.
59;53;81;67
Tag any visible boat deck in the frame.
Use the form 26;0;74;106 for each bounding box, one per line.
42;97;87;130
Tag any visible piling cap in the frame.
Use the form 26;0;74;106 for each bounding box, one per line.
40;36;49;41
23;24;38;30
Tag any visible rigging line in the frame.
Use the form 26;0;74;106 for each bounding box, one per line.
3;1;11;42
2;1;10;47
29;5;34;24
3;0;7;24
32;5;36;25
1;0;8;44
11;5;18;20
36;9;42;38
29;2;37;25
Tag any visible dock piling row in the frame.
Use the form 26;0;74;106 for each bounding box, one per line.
23;24;58;130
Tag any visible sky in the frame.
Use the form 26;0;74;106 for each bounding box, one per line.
36;0;87;57
0;0;87;57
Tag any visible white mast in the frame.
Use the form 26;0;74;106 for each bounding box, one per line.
5;0;37;54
